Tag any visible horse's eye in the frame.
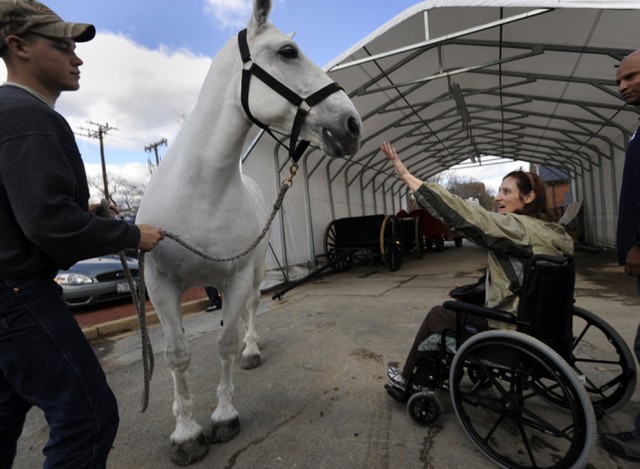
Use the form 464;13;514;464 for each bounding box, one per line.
278;45;298;60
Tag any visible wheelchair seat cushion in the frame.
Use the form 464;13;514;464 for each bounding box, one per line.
418;333;457;354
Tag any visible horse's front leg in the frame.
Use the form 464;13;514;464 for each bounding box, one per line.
149;275;209;466
204;283;248;444
240;282;261;369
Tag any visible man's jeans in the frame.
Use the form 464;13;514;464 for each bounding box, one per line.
0;273;118;469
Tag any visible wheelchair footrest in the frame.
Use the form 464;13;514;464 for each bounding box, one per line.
385;384;410;403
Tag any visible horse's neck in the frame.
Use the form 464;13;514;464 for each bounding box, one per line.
169;40;251;186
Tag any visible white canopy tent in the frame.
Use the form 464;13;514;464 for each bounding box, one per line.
241;0;640;285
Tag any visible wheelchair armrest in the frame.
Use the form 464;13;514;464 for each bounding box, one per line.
443;300;517;324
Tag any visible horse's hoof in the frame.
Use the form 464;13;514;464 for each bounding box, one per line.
205;416;241;443
170;432;209;466
241;354;261;369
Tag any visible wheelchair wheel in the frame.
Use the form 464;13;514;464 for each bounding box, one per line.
450;330;596;469
407;391;443;426
570;306;636;416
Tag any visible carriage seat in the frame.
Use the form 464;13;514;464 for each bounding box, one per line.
442;255;575;360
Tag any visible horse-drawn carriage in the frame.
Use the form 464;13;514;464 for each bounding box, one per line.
323;214;408;272
397;209;463;252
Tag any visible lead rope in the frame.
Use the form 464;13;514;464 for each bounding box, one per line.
118;163;298;412
98;200;155;411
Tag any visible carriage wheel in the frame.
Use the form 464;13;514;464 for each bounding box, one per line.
434;236;445;252
450;330;595;469
534;306;636;417
407;392;442;426
454;237;463;248
379;215;403;271
323;220;351;272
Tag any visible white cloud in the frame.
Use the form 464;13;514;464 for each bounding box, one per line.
58;32;212;153
0;33;211;155
0;33;211;197
204;0;253;29
84;162;151;203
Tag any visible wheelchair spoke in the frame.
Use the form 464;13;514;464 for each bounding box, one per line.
458;388;502;411
450;331;596;468
581;373;626;398
515;417;539;468
482;413;507;444
571;321;592;352
520;405;573;439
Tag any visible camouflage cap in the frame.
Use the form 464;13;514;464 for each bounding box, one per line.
0;0;95;52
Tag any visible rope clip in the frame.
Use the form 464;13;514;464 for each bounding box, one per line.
283;162;299;187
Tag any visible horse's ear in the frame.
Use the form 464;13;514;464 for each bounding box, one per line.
249;0;271;33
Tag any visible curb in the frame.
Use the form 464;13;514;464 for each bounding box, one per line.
82;298;210;341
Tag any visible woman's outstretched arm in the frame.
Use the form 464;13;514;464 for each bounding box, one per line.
380;141;424;192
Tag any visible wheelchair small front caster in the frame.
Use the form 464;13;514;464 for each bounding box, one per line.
407;391;442;426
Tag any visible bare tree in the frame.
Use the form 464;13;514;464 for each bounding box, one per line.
88;173;146;218
444;173;495;210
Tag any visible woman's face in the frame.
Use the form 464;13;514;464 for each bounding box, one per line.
495;176;527;213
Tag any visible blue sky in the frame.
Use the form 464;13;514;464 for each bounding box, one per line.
48;0;420;66
30;0;419;173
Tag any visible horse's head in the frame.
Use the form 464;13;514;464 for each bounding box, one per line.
239;0;362;159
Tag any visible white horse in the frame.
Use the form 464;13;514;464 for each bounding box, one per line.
136;0;362;465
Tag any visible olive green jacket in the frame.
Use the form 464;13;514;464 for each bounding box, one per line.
414;183;574;322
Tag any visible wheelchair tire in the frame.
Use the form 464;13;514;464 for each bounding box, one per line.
450;330;596;469
407;392;443;427
569;306;637;416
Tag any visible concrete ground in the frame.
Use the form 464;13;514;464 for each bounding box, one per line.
12;242;640;469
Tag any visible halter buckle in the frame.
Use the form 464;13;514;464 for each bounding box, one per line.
299;101;311;114
242;57;254;71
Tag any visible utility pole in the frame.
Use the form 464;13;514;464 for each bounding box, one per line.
79;121;117;201
145;138;167;172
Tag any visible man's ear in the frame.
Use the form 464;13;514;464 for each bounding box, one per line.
5;35;29;56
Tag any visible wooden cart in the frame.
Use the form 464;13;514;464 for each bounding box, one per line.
323;214;404;272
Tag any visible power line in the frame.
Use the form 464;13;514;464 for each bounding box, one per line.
78;121;117;201
144;138;168;172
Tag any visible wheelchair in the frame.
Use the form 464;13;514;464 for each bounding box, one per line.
385;255;637;468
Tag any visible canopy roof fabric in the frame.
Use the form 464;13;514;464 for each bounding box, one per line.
321;0;640;188
246;1;640;278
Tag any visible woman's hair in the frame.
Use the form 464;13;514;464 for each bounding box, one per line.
502;170;553;221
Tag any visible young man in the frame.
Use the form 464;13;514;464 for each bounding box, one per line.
599;49;640;462
0;1;164;467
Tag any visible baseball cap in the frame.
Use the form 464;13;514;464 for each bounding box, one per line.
0;0;95;52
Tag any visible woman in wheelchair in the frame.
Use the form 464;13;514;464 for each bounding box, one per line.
380;141;574;393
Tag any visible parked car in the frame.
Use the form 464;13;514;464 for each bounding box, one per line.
54;254;139;309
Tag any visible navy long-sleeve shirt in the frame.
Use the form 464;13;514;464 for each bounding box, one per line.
0;85;140;279
617;125;640;266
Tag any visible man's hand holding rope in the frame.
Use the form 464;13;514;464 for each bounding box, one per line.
137;225;164;251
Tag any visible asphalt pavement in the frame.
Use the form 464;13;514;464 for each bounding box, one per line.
12;242;640;469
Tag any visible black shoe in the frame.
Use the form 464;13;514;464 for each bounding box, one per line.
206;304;221;312
601;430;640;461
386;366;420;392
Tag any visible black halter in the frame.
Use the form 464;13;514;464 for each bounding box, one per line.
237;28;343;163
